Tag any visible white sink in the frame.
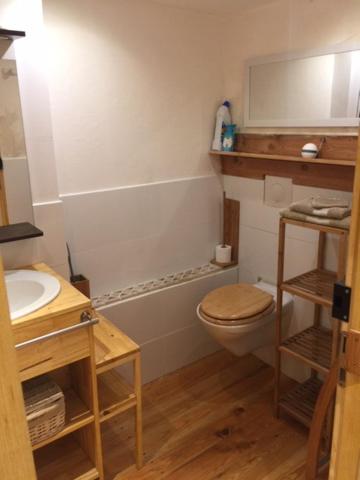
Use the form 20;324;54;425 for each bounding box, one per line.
5;270;61;320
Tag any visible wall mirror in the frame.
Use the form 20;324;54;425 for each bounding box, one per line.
0;58;34;228
244;46;360;127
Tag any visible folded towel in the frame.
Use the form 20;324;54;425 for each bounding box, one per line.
290;198;351;220
312;197;349;209
280;209;350;230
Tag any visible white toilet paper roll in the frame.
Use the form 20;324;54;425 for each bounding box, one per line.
215;244;232;264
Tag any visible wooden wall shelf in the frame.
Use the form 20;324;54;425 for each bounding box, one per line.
209;150;355;167
0;222;43;244
212;133;358;191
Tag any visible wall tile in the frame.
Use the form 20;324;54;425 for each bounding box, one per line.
62;176;222;295
33;201;67;267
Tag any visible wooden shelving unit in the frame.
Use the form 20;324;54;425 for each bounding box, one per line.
274;217;348;429
13;264;104;479
94;313;143;469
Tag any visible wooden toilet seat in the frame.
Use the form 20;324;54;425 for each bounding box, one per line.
200;283;274;325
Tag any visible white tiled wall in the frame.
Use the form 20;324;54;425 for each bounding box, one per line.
99;266;238;384
61;175;223;296
224;175;352;381
0;200;68;277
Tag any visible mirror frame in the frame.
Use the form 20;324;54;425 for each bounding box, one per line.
243;42;360;128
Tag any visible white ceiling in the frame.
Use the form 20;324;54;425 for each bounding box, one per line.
150;0;279;16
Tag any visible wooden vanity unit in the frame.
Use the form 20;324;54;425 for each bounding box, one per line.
12;263;104;480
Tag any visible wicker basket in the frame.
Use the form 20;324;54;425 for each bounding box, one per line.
22;375;65;446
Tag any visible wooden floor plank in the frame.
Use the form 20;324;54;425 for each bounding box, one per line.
100;350;309;480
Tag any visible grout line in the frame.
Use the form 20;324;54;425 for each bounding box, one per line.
59;175;218;199
93;263;238;309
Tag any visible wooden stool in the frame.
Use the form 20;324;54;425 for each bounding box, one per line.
94;313;143;469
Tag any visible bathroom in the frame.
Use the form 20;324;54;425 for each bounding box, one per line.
0;0;359;478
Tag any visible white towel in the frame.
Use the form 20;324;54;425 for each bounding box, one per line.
290;198;351;220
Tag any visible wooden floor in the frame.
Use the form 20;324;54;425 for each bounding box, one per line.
101;350;311;480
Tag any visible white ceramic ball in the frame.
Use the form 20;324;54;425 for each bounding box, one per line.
301;143;318;159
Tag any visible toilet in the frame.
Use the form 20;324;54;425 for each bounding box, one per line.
197;281;293;356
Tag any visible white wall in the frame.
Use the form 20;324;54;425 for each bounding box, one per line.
223;0;360;134
44;0;224;193
42;0;225;294
0;0;68;276
62;175;222;297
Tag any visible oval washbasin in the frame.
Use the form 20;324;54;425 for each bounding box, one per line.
5;270;61;320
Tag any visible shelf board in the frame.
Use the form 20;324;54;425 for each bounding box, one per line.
209;150;355;167
98;370;137;423
279;377;323;428
32;389;94;451
0;222;43;243
210;258;238;269
281;268;337;307
94;313;139;373
0;28;25;40
279;326;332;374
34;435;98;480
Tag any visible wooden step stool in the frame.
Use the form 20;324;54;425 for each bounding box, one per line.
93;313;143;469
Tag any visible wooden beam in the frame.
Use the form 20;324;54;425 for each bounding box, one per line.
221;156;354;192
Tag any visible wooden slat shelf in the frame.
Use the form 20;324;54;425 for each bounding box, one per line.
98;370;137;423
209;150;355;167
279;377;323;428
280;326;332;374
94;313;143;468
281;268;337;308
32;388;94;451
34;435;99;480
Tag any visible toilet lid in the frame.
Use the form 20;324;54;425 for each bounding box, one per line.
199;300;275;326
200;283;274;321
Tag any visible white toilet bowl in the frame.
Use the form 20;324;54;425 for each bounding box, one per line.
197;281;293;357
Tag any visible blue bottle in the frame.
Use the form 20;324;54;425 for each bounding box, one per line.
222;124;237;152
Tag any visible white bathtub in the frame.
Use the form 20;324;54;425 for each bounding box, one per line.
97;266;238;384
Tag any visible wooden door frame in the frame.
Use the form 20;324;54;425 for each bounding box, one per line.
329;130;360;479
0;256;36;478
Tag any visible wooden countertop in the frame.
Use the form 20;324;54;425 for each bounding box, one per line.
11;263;91;329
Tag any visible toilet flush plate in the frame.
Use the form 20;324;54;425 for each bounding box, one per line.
264;175;293;208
